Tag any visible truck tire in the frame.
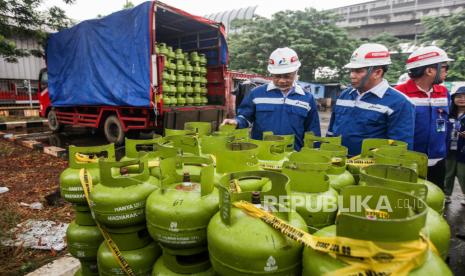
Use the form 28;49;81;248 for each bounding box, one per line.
103;115;125;145
47;110;62;133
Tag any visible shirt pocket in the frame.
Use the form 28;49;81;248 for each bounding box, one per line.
288;106;308;118
359;110;385;126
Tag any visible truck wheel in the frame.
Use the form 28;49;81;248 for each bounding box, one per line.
47;110;62;133
103;115;125;145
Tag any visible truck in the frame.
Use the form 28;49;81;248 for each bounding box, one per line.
39;1;235;144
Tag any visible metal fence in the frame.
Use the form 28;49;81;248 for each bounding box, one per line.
0;79;39;109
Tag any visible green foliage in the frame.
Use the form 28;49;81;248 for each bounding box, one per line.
420;10;465;81
0;0;74;62
123;1;134;9
228;9;357;82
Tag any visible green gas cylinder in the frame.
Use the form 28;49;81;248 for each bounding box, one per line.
373;147;445;214
121;136;163;166
215;142;260;174
158;43;168;56
303;132;341;149
184;122;212;137
279;149;339;233
67;221;103;260
67;220;103;276
251;135;290;171
190;52;200;63
160;134;201;156
200;132;233;156
91;158;159;228
152;247;215;276
74;205;96;226
60;144;115;205
218;124;250;142
201;97;208;105
346;138;408;179
359;164;451;259
208;171;307;276
319;143;355;192
199;54;207;66
175;49;184;60
97;242;161;276
146;156;218;251
302;186;452;275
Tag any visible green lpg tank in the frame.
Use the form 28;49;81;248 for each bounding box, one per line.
303;132;341;149
214;142;270;187
146;156;218;252
151;247;215;276
91;158;159;228
215;142;260;174
279;150;339;233
359;164;450;259
373;147;445;214
302;186;452;276
208;170;307;276
347;138;408;181
184;122;212;137
121;137;177;178
97;241;161;276
319;143;356;192
67;221;103;276
251;134;290;171
60;144;115;205
217;124;249;142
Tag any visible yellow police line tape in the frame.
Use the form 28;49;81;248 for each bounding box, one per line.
79;168;136;276
75;152;98;163
233;200;437;276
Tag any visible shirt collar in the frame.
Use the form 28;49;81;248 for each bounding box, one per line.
266;82;305;95
349;79;389;98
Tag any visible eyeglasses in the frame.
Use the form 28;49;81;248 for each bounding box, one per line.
271;73;296;80
441;64;449;72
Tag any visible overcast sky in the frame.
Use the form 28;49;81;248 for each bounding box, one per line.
43;0;372;20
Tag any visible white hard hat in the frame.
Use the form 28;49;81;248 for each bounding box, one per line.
267;47;301;74
344;43;392;69
406;46;454;70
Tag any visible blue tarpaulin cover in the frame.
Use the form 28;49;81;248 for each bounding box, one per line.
47;1;153;107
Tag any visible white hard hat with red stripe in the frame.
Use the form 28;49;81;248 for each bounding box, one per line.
267;47;301;74
344;43;392;69
406;46;453;70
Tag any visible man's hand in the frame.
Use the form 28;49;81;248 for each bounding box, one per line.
221;118;238;126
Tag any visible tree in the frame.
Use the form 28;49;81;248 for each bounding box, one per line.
123;1;134;9
0;0;74;62
228;9;357;82
420;10;465;81
364;32;409;84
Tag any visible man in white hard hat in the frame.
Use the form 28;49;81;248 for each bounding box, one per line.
395;46;453;191
327;43;415;156
222;47;321;150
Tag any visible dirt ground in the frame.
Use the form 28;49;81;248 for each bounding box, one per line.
0;140;72;275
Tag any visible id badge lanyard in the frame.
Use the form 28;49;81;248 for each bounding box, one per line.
436;109;446;132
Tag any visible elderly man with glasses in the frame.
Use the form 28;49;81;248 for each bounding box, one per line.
222;47;320;150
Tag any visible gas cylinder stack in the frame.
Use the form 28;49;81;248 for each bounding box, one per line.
60;145;114;276
156;43;209;107
58;125;452;275
92;157;161;275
